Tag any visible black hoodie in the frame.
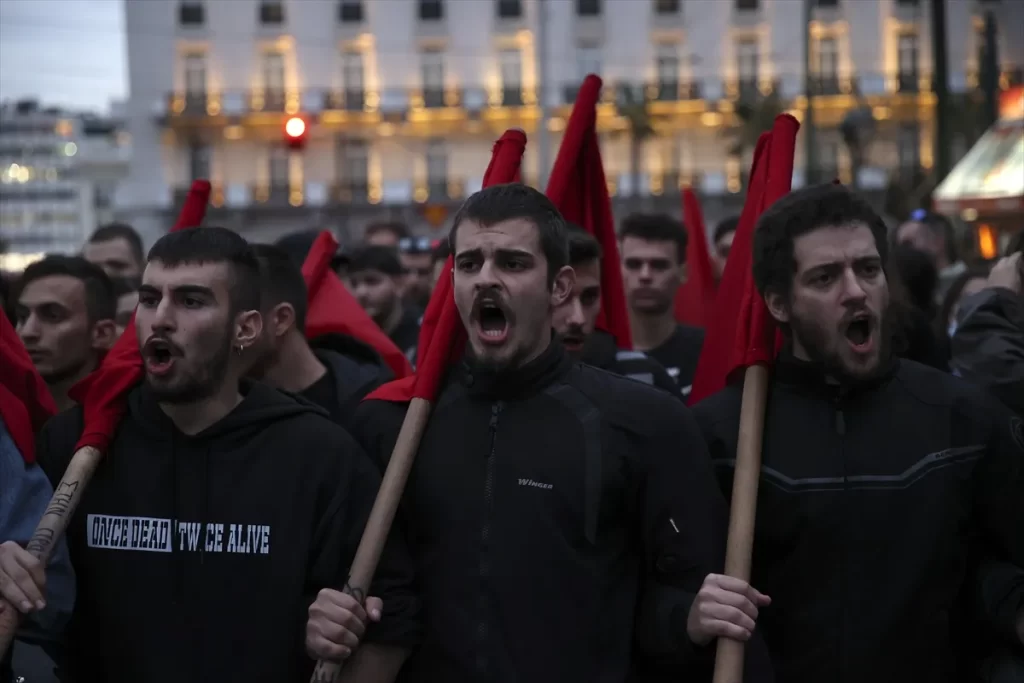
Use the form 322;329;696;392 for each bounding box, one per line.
581;329;682;398
36;381;421;683
301;333;394;427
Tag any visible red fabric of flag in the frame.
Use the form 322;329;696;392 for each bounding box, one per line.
545;74;632;350
688;114;800;405
68;180;212;451
301;231;412;379
0;309;57;463
366;129;527;403
673;187;716;326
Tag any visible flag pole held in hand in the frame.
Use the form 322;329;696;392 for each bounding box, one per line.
0;180;212;656
310;130;527;682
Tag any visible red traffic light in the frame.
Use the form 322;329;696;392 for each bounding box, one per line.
284;116;307;149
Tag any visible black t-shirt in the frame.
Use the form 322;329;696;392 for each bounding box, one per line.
300;366;341;424
390;308;421;364
644;324;705;399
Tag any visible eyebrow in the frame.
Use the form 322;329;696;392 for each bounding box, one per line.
137;284;217;299
455;247;534;260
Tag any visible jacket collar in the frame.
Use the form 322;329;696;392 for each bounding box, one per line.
772;346;899;400
458;337;571;401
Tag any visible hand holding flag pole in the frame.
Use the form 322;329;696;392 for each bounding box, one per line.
0;180;212;656
700;115;800;683
309;129;527;683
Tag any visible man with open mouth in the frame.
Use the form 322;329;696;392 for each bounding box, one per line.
692;183;1024;683
553;225;679;397
312;183;772;682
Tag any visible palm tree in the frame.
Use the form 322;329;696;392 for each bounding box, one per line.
617;85;655;207
725;87;785;160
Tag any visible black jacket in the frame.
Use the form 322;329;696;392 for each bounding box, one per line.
37;381;420;683
692;353;1024;683
303;332;393;427
352;341;732;683
951;287;1024;416
582;330;682;398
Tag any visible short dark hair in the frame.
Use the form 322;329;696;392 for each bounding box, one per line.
365;221;409;242
348;245;404;277
88;222;144;264
18;255;116;323
146;227;261;313
713;216;740;245
619;213;687;264
273;230;321;267
902;209;958;265
565;224;602;266
449;183;569;283
251;244;309;333
752;183;890;300
889;243;938;314
110;276;140;298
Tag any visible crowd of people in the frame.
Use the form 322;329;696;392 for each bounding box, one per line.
0;180;1021;683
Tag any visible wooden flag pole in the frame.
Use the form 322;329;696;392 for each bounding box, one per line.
712;363;770;683
0;446;103;655
310;397;433;683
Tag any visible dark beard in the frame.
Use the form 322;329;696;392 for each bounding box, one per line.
146;325;233;404
789;308;893;384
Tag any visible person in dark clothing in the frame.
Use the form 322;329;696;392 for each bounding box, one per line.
711;215;740;282
691;184;1024;683
887;243;947;369
246;244;392;427
1;228;420;683
348;246;420;364
306;183;772;683
952;251;1024;417
554;225;678;396
936;266;990;365
619;213;705;398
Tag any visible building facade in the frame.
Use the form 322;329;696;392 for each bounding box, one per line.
122;0;1024;244
0;100;130;270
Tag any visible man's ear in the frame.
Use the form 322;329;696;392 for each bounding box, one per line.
267;302;296;339
764;290;790;325
234;310;263;350
90;319;118;352
550;265;576;308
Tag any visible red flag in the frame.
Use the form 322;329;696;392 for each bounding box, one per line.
545;74;632;350
67;180;212;451
0;310;57;463
688;114;800;404
301;232;412;379
673;188;716;326
366;129;527;402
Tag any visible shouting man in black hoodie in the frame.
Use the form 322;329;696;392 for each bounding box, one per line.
6;228;420;682
307;184;771;682
246;244;392;427
554;225;679;397
692;184;1024;683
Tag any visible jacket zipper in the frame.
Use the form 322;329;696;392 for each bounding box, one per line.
834;400;847;683
476;401;503;675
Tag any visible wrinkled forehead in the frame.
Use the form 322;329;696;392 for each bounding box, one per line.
453;218;542;256
793;224;880;271
142;260;232;296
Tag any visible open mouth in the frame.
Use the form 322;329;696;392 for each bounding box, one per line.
844;314;874;352
475;300;510;345
561;334;584;352
143;339;179;376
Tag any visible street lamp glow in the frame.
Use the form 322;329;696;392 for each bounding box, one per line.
285;117;306;138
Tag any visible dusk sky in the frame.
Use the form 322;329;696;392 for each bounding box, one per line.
0;0;126;113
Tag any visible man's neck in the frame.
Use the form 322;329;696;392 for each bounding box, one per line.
263;336;327;393
629;312;677;352
160;379;243;436
47;361;98;413
379;303;404;336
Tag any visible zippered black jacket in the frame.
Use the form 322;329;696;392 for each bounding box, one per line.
692;353;1024;683
352;341;731;683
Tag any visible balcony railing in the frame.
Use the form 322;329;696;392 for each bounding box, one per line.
262;89;288;112
422;87;446;108
501;87;524;107
426;179;449;201
808;74;843;96
332;180;370;203
652;80;703;101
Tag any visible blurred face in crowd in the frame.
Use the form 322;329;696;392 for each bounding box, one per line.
553;258;601;356
713;229;736;280
136;261;260;404
115;290;138;337
453;218;572;370
895;221;945;269
766;224;889;381
83;238;143;280
398;242;435;309
16;275;113;384
350;267;403;330
620;236;684;317
365;229;401;248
